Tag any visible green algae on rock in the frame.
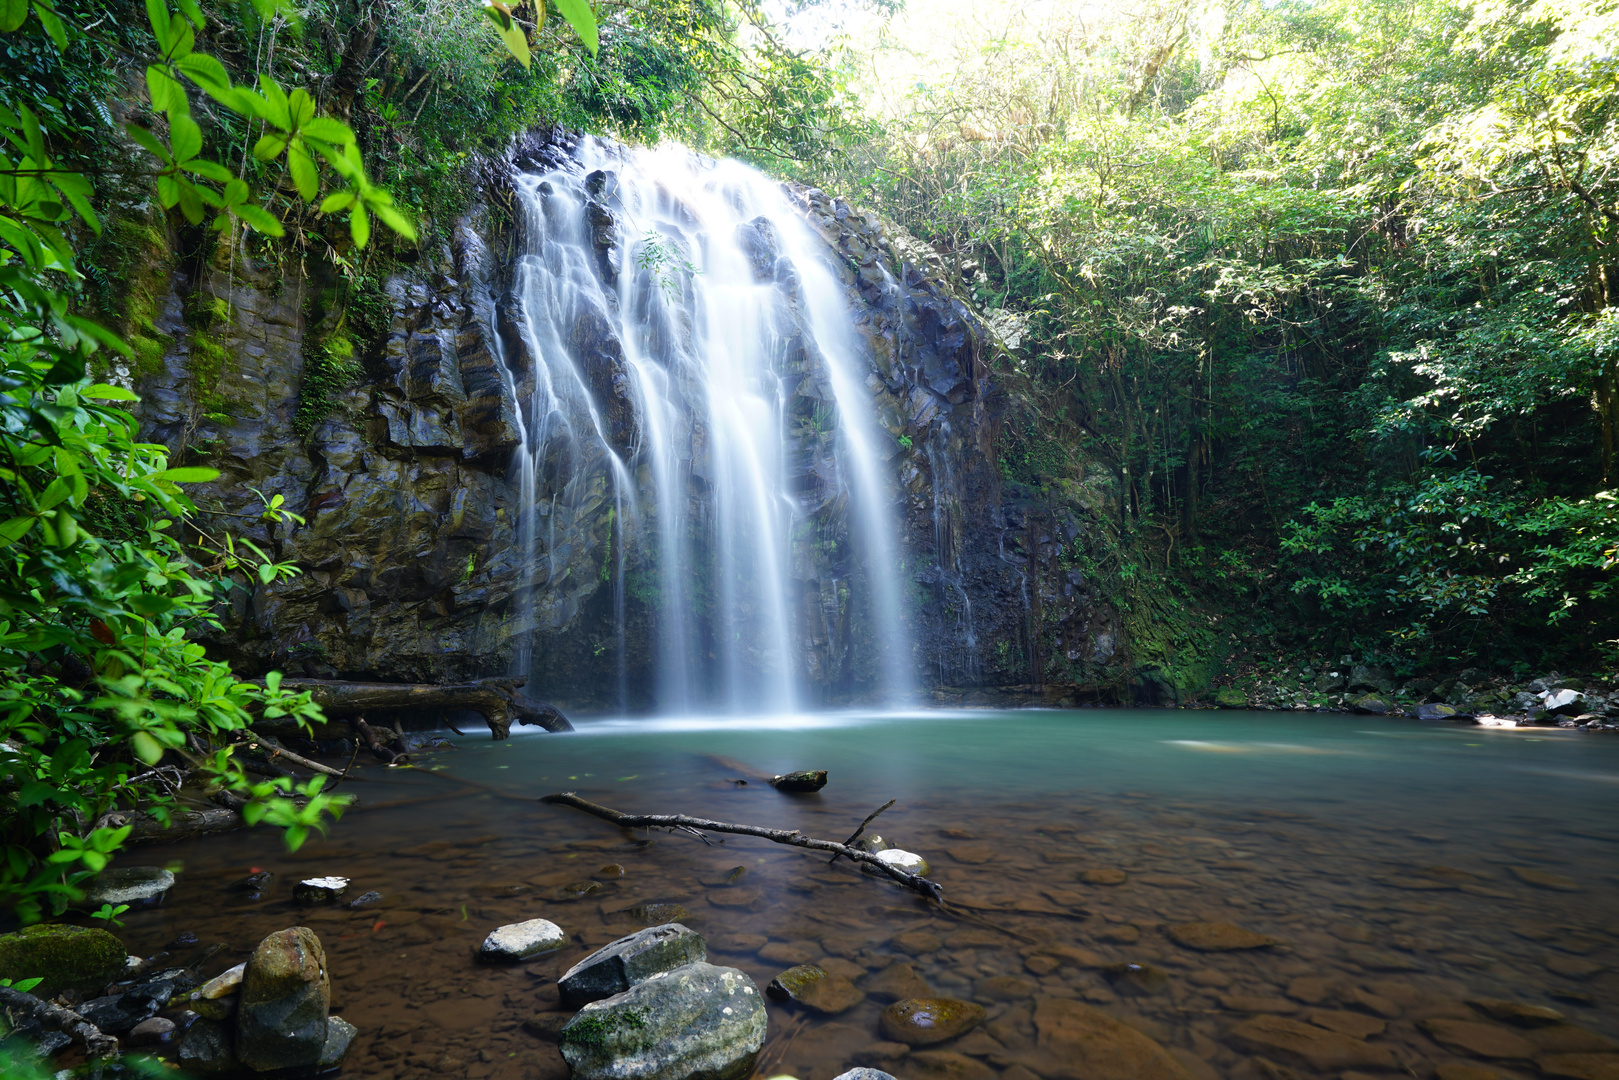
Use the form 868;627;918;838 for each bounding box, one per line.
879;997;987;1046
0;924;127;997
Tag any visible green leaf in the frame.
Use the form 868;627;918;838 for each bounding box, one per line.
257;75;291;130
349;202;369;249
173;0;202;27
82;383;139;401
482;3;531;70
176;52;230;94
301;116;354;144
182;158;233;182
33;3;66;50
235;203;284;237
252;133;288;161
144;0;170;48
287;140;318;201
37;476;70;512
169;114;202;162
126;124;174;164
319;191;354;213
0;0;28;33
0;517;36;547
370;200;417;242
145;66;184;116
131;731;164;765
287;88;315;131
154;466;221;483
548;0;596;55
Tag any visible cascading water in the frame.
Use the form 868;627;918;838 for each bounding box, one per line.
493;137;915;713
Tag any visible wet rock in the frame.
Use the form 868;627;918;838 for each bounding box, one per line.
1303;1010;1385;1038
1099;924;1141;944
345;891;384;909
1284;976;1334;1003
87;866;175;909
596;864;627;879
874;849;930;875
879;998;986;1046
524;1013;572;1041
1191;969;1235;989
0;924;126;996
706;887;764;910
235;926;330;1072
78;992;162;1034
293;876;349;903
558;962;766;1080
1220;994;1297;1014
1081;868;1127;885
1416;703;1460;720
864;962;938;1002
759;940;818;965
1213;688;1247;708
481;918;568;962
628;903;690;925
1419;1018;1537;1059
1434;1066;1516;1080
128;1016;177;1046
1349;694;1392;715
1538;1053;1619;1080
769;769;827;792
231;870;273;897
906;1050;997;1080
559;923;706;1007
767;964;866;1014
712;933;769;954
1105;962;1169;996
178;1017;240;1074
834;1070;899;1080
975;976;1037;1001
1467;998;1565;1027
1546;955;1605;980
554;880;602;900
946;845;997;865
893;930;943;955
1169;922;1280;951
320;1016;358;1070
1509;866;1582;891
1529;1025;1619;1054
853;1042;911;1067
188;962;245;1020
1029;997;1193;1080
1225;1015;1396;1071
1349;664;1394;693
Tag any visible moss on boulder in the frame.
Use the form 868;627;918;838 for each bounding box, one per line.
0;924;127;996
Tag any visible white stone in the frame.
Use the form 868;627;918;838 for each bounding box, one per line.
1475;716;1517;728
480;918;567;961
874;849;930;875
293;876;350;902
87;867;175;908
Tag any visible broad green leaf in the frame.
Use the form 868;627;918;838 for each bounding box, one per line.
287;140;318;201
482;4;530;70
0;516;36;547
125;124;174;164
33;3;65;50
176;178;205;223
174;0;202;27
257;75;291;130
144;0;170;48
131;731;164;765
222;177;250;205
37;476;70;512
235;202;284;237
370;201;417;242
287;88;315;131
548;0;596;55
182;158;233;182
83;383;138;401
318;191;354;213
252;133;288;161
176;53;230;93
154;466;221;483
301;117;354;144
146;66;186;116
349;202;369;249
0;0;27;32
170;114;202;162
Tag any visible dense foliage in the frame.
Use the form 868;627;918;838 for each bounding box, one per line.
806;0;1619;676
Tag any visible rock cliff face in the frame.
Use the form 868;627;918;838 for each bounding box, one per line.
135;129;1125;710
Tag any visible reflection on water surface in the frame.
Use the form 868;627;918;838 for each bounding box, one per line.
113;710;1619;1079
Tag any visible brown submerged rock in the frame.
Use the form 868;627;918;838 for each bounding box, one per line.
1538;1054;1619;1080
1081;868;1128;885
1225;1014;1396;1071
880;998;987;1046
864;962;937;1002
766;964;865;1015
1419;1018;1537;1059
906;1050;997;1080
1169;922;1281;951
1027;997;1192;1080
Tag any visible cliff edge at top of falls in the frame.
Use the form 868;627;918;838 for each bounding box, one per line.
131;127;1166;711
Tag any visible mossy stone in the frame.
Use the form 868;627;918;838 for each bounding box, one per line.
1213;688;1247;709
0;924;127;996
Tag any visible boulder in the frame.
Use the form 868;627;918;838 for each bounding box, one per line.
1349;693;1392;715
559;923;706;1007
481;918;568;962
767;964;865;1014
178;1017;240;1074
1544;689;1586;715
1213;688;1247;709
1028;997;1192;1080
235;926;330;1072
1314;672;1347;693
1415;703;1459;721
0;924;126;997
559;962;766;1080
86;866;175;909
1349;664;1394;693
879;998;986;1046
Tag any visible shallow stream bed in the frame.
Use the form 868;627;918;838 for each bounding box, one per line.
114;709;1619;1079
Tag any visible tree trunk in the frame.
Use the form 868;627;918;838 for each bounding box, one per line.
267;679;573;738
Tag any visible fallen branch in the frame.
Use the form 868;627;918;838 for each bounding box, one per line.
249;740;345;778
352;717;408;765
268;678;573;738
0;986;119;1059
540;792;945;903
829;799;896;865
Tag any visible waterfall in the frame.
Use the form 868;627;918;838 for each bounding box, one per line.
494;137;914;713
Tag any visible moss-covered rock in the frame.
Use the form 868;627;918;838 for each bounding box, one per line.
0;924;127;996
1213;687;1247;709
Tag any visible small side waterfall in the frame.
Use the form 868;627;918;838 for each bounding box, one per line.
493;138;914;713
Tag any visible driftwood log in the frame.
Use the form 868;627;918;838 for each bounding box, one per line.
540;792;945;903
0;986;119;1058
270;678;573;738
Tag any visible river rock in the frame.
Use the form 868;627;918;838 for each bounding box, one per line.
78;992;162;1033
879;998;986;1046
346;890;384;909
769;769;827;792
1081;868;1127;885
767;964;866;1014
864;962;937;1002
235;926;330;1072
906;1050;997;1080
481;918;568;962
558;962;766;1080
1416;703;1460;720
1028;997;1192;1080
1418;1018;1537;1059
1350;693;1392;715
1509;866;1582;891
1226;1015;1396;1070
178;1017;240;1074
320;1016;358;1069
128;1016;177;1046
875;849;930;875
1168;922;1280;951
292;876;349;902
559;923;706;1007
834;1071;899;1080
1105;962;1169;995
1466;998;1565;1027
86;866;175;909
1539;1054;1619;1080
188;962;246;1019
0;924;126;996
1545;689;1585;714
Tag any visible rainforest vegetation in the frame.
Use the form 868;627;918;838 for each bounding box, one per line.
2;0;1617;918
